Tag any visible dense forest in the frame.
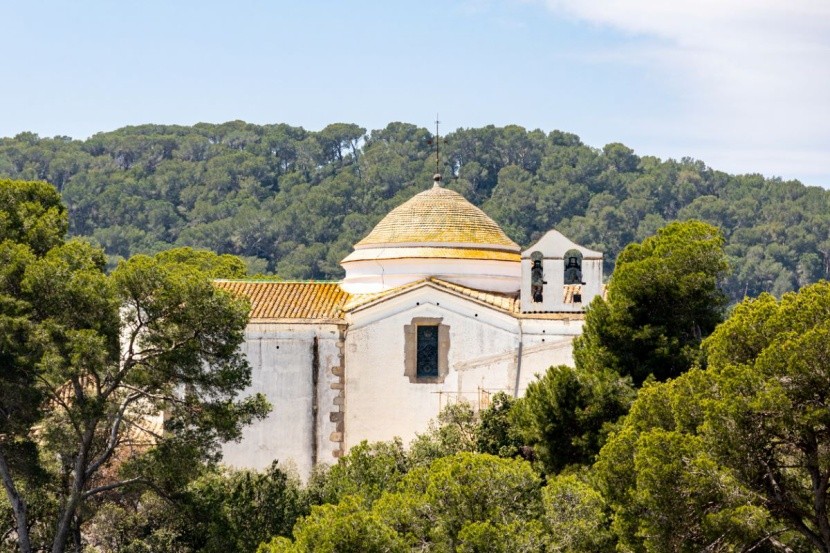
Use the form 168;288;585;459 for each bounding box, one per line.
1;121;829;302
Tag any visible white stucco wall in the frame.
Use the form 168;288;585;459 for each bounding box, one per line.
221;322;343;479
342;286;584;450
222;288;587;476
341;257;521;294
515;318;584;395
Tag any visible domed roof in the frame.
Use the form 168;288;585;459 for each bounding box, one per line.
340;178;521;294
352;183;520;253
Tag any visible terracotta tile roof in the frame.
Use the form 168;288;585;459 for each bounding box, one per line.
563;285;582;305
342;280;426;312
430;278;520;313
216;279;598;321
354;185;519;251
214;280;350;321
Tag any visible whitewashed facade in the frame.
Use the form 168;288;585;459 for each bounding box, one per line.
219;178;602;477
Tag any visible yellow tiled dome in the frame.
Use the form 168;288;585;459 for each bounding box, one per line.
353;183;520;253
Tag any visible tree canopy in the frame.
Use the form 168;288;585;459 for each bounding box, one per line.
1;122;827;301
575;220;730;384
582;281;830;552
0;179;268;553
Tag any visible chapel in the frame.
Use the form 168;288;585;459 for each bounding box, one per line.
217;174;603;477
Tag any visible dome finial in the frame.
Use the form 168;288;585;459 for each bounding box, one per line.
428;114;447;187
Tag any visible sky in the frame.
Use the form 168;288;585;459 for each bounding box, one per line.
2;0;829;187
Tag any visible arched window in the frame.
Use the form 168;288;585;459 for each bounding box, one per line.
563;249;584;285
530;251;545;303
563;249;584;304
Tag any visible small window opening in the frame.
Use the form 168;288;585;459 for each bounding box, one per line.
564;249;585;304
530;251;545;303
416;326;439;378
563;250;584;285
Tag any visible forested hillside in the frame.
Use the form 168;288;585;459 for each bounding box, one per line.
1;121;828;302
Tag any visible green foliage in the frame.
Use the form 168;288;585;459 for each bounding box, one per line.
258;495;406;553
270;453;544;552
407;400;479;467
542;473;614;552
375;452;542;551
180;463;305;553
0;179;268;552
2;124;827;300
83;491;189;553
152;247;248;279
699;281;830;551
0;178;67;255
306;439;409;505
83;463;306;553
592;374;780;552
514;365;635;474
455;520;547;553
576;220;729;384
590;279;830;553
474;392;525;459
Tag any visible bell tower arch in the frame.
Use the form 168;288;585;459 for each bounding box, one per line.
520;231;603;313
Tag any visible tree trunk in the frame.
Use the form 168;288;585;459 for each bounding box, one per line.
71;516;82;553
52;426;93;553
0;449;32;553
52;490;82;553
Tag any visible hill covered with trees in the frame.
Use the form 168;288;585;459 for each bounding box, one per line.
1;121;828;302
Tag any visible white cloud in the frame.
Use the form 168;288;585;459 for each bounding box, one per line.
538;0;830;184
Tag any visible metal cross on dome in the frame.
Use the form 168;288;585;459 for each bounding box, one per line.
426;114;449;181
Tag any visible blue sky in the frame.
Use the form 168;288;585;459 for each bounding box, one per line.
2;1;829;187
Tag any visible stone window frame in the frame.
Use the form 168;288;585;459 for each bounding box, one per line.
404;317;450;384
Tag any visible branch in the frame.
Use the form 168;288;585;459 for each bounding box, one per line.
767;536;796;553
81;477;145;500
70;375;85;406
107;332;194;399
34;373;82;437
802;431;830;546
102;307;145;398
84;392;141;480
120;383;188;406
132;336;193;360
123;418;164;442
759;457;825;549
0;448;32;553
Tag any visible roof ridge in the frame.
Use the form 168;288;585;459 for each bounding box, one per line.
343;278;520;315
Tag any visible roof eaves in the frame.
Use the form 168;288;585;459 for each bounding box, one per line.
247;317;346;324
343;279;432;313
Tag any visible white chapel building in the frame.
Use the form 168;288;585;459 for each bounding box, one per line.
216;175;603;477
